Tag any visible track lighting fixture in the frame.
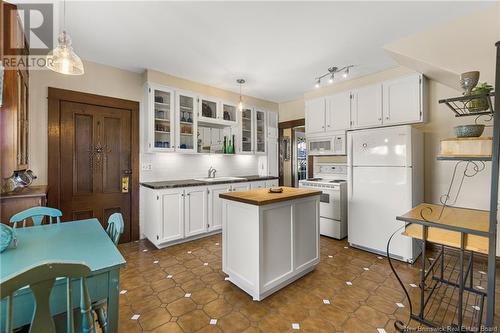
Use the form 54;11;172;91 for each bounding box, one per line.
314;65;354;88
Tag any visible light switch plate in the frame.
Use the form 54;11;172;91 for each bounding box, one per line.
142;163;152;171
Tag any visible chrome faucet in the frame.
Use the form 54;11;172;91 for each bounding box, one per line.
208;166;217;178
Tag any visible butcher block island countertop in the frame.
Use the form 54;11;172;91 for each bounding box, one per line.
221;186;321;301
219;186;322;206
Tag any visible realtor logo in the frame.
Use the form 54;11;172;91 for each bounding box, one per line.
3;2;54;70
5;3;53;55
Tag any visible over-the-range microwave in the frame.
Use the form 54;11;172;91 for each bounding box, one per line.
307;132;346;156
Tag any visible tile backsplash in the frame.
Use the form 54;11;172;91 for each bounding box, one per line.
140;153;261;182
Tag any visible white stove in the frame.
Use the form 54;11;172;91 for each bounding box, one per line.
299;163;348;239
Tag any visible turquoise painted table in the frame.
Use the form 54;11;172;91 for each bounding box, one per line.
0;219;126;332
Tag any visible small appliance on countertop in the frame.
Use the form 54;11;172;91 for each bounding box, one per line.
299;163;347;239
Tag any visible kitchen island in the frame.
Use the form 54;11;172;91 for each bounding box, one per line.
220;187;321;301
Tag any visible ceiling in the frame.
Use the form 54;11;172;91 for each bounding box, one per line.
64;1;492;103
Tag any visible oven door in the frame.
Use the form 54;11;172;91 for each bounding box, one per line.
319;189;341;220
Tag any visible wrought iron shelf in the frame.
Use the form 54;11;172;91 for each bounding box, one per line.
439;92;494;117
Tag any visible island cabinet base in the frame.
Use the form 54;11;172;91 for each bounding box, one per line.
221;195;320;301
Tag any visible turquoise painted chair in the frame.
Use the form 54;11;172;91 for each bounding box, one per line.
0;262;95;333
9;207;62;228
105;213;124;245
92;213;124;333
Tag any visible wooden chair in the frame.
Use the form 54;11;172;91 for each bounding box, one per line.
92;213;125;333
0;262;95;333
105;213;124;245
9;207;62;228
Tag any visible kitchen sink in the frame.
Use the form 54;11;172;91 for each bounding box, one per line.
194;177;246;182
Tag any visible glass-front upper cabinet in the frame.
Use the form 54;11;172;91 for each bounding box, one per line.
176;91;197;153
199;97;219;122
222;102;238;123
255;109;266;154
149;84;175;152
240;108;254;153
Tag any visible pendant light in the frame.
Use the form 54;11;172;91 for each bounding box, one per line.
46;0;84;75
237;79;245;111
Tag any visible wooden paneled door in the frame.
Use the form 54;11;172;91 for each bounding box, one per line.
48;88;139;243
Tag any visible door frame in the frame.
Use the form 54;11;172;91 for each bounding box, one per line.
47;87;140;241
278;118;314;186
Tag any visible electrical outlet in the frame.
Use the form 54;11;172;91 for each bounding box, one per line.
141;163;152;171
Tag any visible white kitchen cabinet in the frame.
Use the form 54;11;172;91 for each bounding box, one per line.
184;187;208;237
265;179;279;188
351;83;383;129
161;190;185;242
305;98;326;134
267;137;279;177
267;111;278;138
142;187;184;245
146;83;176;152
326;91;351;131
382;74;423;125
255;109;267;154
198;97;239;127
176;91;197;153
221;102;238;124
198;96;219;122
208;184;230;231
240;108;254;154
251;181;267;189
231;182;251;192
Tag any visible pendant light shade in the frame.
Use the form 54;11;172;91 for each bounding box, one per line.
237;79;245;111
46;31;84;75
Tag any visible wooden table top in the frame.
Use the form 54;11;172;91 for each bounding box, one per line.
219;187;322;206
397;203;490;254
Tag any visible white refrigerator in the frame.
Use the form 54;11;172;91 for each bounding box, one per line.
347;125;423;262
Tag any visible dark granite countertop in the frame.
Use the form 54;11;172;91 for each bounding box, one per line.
141;175;279;189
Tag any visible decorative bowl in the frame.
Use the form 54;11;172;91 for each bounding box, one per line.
454;124;485;138
1;224;14;252
269;187;283;193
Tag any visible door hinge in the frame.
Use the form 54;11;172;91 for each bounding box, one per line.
156;235;159;240
149;88;151;93
156;195;159;200
207;189;210;194
207;224;210;228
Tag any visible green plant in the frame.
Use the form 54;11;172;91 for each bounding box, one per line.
467;82;493;112
470;82;494;95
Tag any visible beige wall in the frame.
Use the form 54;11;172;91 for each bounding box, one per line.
145;70;278;112
278;99;305;122
384;3;500;90
29;61;278;186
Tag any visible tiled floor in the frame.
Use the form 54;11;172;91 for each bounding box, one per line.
117;234;499;333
